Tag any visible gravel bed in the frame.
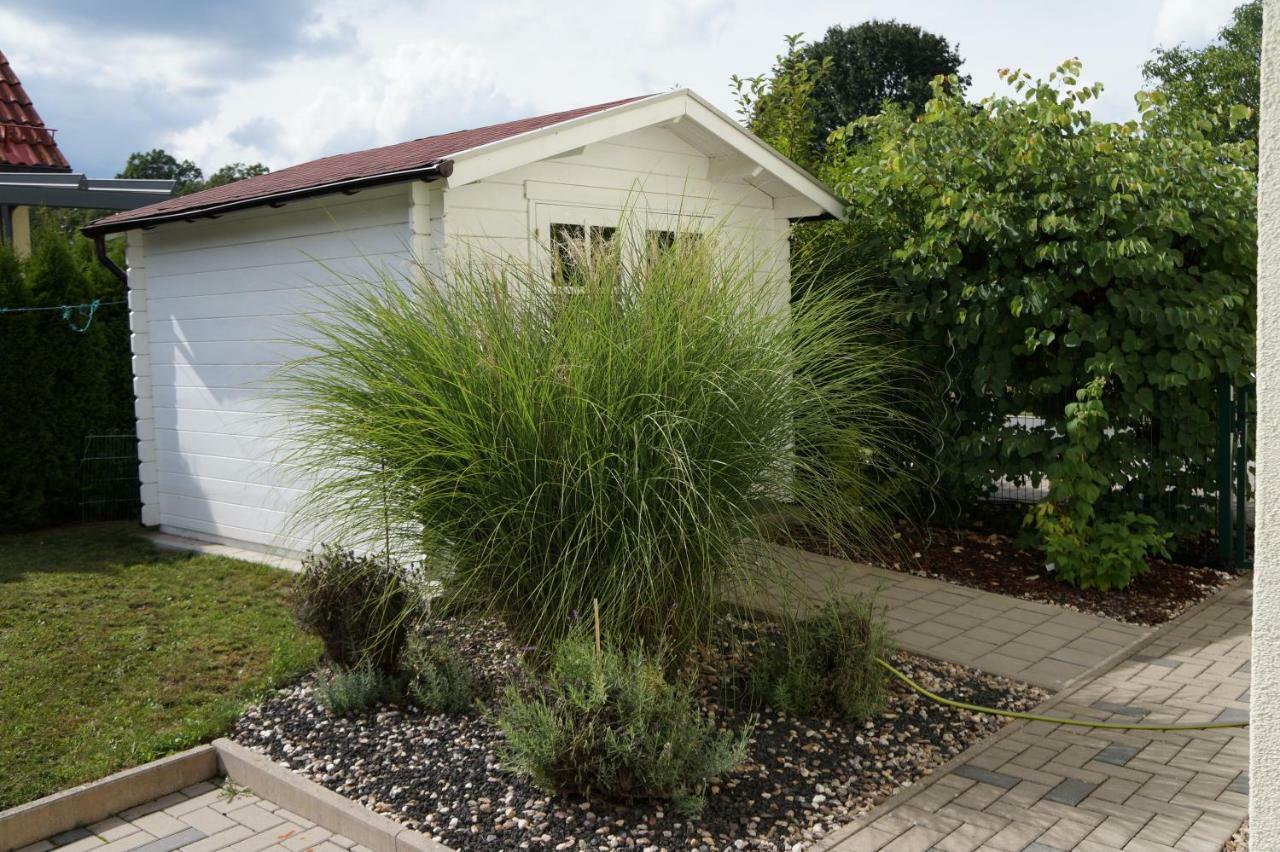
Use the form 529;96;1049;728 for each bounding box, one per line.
1223;821;1248;852
793;525;1237;626
233;618;1046;851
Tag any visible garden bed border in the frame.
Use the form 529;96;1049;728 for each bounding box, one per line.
0;740;449;852
0;745;216;852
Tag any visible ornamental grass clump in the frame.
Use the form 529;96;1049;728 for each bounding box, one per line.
281;219;914;652
748;596;892;722
493;633;750;814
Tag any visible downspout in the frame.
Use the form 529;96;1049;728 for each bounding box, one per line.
93;232;128;284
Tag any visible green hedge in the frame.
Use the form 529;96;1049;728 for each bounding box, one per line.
0;229;135;530
824;63;1257;540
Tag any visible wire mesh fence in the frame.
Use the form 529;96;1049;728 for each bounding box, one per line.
978;381;1254;569
79;433;140;522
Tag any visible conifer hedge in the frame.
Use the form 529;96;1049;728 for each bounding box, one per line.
0;228;135;529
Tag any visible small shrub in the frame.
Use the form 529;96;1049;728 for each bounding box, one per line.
494;635;750;814
292;546;417;673
1031;506;1171;592
314;664;403;716
402;635;477;714
1025;378;1172;591
749;597;891;722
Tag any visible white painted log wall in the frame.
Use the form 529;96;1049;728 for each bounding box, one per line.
444;126;792;313
136;126;792;555
138;184;413;552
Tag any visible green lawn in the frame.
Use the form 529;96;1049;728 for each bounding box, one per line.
0;523;320;809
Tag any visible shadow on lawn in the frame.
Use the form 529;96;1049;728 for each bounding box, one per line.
0;521;195;582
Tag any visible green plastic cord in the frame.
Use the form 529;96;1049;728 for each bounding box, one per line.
876;658;1249;732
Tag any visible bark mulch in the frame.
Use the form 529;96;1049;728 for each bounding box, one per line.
829;525;1238;627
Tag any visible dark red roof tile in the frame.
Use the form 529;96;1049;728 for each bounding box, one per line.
89;94;652;233
0;49;71;171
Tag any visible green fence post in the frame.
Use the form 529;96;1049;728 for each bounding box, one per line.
1236;384;1250;569
1217;374;1233;567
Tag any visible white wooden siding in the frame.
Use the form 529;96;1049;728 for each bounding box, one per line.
139;184;413;553
442;126;791;309
137;125;792;556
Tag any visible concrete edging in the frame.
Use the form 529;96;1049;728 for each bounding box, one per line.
210;739;451;852
0;745;217;852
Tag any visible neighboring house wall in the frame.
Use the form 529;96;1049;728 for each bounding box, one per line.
1252;0;1280;842
130;128;794;554
135;184;412;552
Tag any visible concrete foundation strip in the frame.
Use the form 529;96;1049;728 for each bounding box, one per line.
0;740;449;852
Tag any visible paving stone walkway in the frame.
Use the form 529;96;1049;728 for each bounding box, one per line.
150;531;1149;692
16;781;364;852
820;578;1251;852
774;547;1151;690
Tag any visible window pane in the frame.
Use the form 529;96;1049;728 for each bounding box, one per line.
551;222;616;284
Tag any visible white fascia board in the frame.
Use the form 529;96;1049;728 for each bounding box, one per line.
443;89;846;221
444;93;686;188
679;91;845;220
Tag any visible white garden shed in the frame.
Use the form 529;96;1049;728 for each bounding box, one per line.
84;88;845;555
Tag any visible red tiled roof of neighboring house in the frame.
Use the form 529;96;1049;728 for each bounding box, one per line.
0;49;71;171
86;94;652;234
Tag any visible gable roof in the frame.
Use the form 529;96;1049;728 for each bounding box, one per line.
85;89;843;237
0;49;71;172
84;96;646;235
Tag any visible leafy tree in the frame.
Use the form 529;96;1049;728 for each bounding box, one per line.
1143;0;1260;144
205;162;271;189
732;34;833;170
828;61;1255;576
116;150;270;195
734;23;967;159
806;20;968;139
117;149;204;195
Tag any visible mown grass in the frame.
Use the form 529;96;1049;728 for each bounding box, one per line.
0;523;320;808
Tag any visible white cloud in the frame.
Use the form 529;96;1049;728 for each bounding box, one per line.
153;0;754;170
1;0;1249;178
166;38;524;168
1153;0;1237;47
0;9;222;97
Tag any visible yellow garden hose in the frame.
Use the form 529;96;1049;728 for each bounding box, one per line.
876;658;1250;732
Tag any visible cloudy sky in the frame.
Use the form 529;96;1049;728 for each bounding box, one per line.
3;0;1243;178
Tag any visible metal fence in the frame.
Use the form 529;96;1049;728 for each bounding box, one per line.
980;378;1254;570
78;433;140;522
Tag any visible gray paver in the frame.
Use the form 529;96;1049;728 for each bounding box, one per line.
953;765;1022;790
829;578;1250;852
50;830;94;847
1044;778;1099;807
1095;744;1141;766
1088;700;1149;719
129;829;207;852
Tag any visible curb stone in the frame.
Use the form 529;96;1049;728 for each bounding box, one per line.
0;745;217;852
210;739;450;852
